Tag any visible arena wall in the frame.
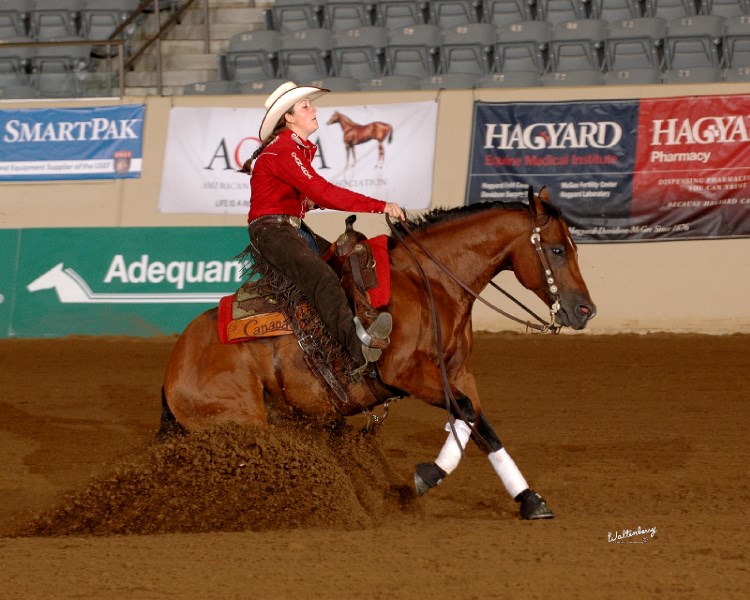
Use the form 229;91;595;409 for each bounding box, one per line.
1;82;749;334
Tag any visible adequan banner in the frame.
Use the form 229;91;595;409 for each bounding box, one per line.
0;105;145;181
467;95;750;242
158;102;437;214
2;227;249;338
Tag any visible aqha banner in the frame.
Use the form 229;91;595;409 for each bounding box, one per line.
0;105;145;181
468;96;750;242
159;102;437;214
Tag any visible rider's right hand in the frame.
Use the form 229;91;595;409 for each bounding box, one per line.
383;202;406;221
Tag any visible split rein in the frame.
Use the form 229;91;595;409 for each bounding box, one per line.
385;213;563;455
385;215;562;334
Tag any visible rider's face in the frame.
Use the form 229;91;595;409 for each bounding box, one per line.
285;99;319;140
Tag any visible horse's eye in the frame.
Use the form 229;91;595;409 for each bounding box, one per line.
551;247;564;257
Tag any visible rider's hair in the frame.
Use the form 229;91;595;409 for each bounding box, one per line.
238;107;295;175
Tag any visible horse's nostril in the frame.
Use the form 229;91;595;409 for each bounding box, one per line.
577;304;594;318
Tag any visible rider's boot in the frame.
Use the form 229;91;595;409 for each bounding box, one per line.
335;217;392;365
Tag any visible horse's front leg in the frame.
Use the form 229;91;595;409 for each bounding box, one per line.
414;376;554;520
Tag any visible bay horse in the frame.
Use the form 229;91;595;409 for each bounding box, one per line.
162;187;596;520
326;111;393;168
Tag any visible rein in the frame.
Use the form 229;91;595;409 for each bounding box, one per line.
386;216;561;334
386;212;563;455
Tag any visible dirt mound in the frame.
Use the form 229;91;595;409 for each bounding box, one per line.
14;421;418;537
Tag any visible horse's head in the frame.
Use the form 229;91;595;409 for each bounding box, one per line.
510;187;596;331
326;111;341;125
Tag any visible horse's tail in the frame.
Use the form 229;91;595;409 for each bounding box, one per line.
156;386;187;441
388;127;393;143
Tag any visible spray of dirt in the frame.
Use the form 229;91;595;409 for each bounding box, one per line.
14;421;418;537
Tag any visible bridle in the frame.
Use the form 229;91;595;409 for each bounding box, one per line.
386;214;563;335
386;208;565;454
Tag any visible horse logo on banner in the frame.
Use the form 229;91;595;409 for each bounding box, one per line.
326;111;393;168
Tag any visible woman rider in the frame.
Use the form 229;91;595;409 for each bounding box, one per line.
244;81;406;367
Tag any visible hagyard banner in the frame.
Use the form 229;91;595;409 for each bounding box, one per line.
0;105;145;181
467;95;750;242
158;102;437;214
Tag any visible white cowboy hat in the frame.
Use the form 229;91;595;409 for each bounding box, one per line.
258;81;330;142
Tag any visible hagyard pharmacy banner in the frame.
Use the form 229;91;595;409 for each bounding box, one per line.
158;102;438;214
0;104;145;181
467;95;750;242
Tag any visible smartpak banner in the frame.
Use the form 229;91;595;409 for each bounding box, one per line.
0;105;145;181
158;102;437;214
467;95;750;242
0;227;248;338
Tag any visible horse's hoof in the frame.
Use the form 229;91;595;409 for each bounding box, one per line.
517;489;555;520
414;462;446;496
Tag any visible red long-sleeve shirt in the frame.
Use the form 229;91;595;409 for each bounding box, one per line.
248;129;386;223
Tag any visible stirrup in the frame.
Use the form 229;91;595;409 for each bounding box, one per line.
354;313;392;347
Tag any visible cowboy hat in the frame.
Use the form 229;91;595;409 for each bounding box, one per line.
258;81;330;142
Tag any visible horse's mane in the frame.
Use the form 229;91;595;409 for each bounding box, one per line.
391;200;531;235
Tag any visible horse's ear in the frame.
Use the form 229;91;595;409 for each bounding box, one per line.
538;186;549;203
528;185;545;218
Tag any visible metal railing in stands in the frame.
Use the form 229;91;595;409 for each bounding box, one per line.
0;0;210;99
110;0;209;96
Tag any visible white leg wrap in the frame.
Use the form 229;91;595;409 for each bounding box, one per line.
488;447;528;499
434;420;473;475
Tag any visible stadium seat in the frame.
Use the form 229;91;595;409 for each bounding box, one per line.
183;80;239;95
223;30;281;82
28;0;84;40
0;36;34;84
374;0;427;28
479;69;542;86
665;14;725;68
494;20;552;72
385;23;441;77
704;0;749;16
604;66;663;83
0;0;32;37
542;68;604;84
358;73;421;89
591;0;642;21
440;22;496;74
269;0;325;32
306;75;360;90
662;64;723;81
419;71;480;87
428;0;481;27
332;25;387;79
0;81;39;98
644;0;699;19
323;0;374;31
80;0;139;58
548;18;608;72
237;78;290;95
722;14;750;67
278;28;333;81
536;0;589;24
482;0;535;26
724;65;750;80
606;17;667;69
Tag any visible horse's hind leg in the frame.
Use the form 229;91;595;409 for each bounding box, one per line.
415;395;554;520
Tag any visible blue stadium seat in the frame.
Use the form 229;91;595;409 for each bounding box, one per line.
428;0;481;26
607;17;667;69
548;18;608;72
374;0;427;28
323;0;374;31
